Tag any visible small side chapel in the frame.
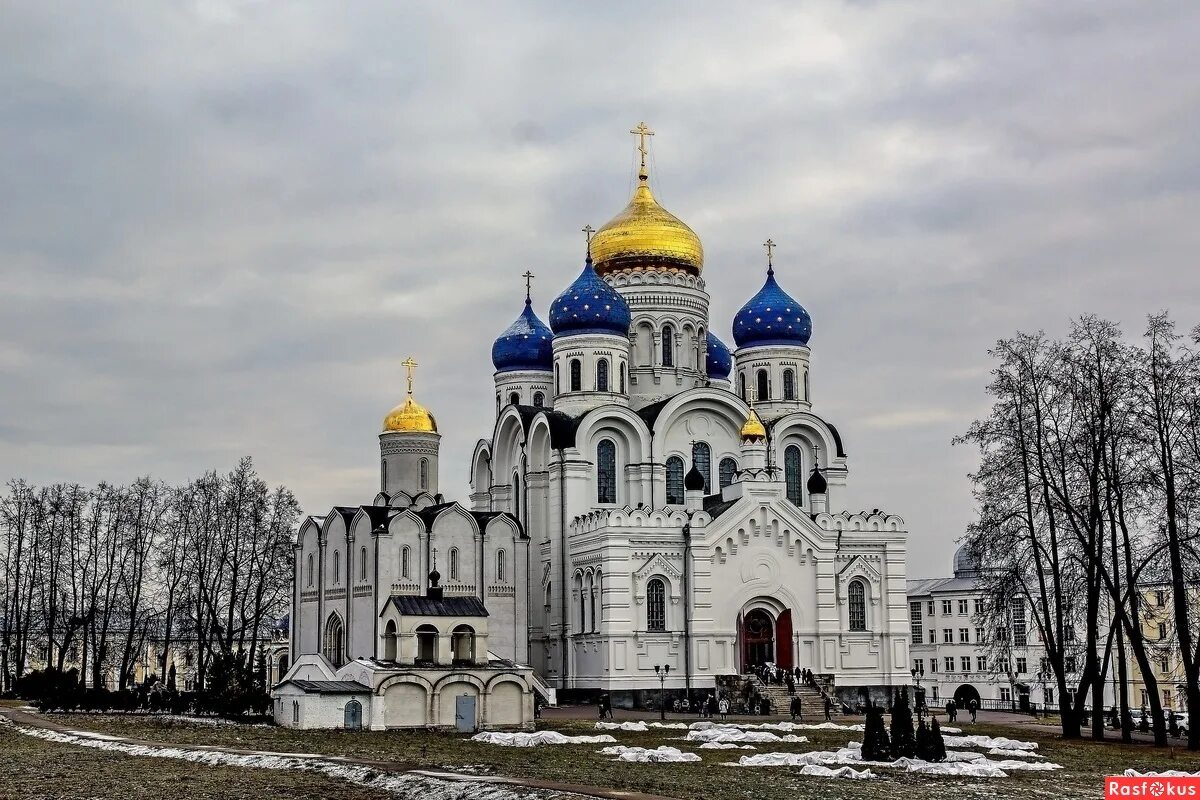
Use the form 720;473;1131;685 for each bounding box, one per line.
274;360;538;731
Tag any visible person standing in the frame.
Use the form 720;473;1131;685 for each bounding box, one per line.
786;673;796;696
824;696;833;721
969;699;978;723
790;695;802;721
718;696;730;721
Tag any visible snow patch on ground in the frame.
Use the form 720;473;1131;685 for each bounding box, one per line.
471;731;616;747
734;743;1062;778
2;717;555;799
596;745;701;763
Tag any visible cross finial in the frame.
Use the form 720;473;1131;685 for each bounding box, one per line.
401;356;418;396
763;238;776;272
582;224;595;258
630;121;655;179
521;270;535;303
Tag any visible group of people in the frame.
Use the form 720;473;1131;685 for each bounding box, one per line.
944;698;979;723
753;663;817;690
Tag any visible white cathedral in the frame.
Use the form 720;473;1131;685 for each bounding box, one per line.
279;126;911;728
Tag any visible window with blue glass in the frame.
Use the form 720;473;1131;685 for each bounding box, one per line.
719;457;737;488
691;441;711;493
665;456;685;504
596;358;609;392
596;439;617;504
784;445;803;506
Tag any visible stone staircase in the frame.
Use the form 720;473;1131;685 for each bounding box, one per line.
747;674;829;717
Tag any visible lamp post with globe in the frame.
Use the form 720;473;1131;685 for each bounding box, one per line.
654;664;671;721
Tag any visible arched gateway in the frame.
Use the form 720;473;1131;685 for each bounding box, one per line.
737;607;794;671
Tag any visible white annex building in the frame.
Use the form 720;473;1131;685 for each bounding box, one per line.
473;125;912;707
277;125;913;725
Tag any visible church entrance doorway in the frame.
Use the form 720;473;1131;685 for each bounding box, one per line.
742;609;775;670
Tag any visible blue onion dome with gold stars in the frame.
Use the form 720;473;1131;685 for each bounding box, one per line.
705;331;733;380
549;256;631;337
492;296;553;373
732;266;812;348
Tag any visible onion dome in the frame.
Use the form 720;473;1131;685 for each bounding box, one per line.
590;127;703;276
953;544;981;577
732;266;812;348
492;296;553;373
549;257;632;337
806;465;827;495
740;407;767;442
383;395;437;433
685;462;706;492
705;332;733;380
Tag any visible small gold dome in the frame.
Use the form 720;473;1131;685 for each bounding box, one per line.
589;173;704;276
740;407;767;442
383;395;437;434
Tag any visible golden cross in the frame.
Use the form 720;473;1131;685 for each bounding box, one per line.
630;121;655;173
522;270;534;301
582;224;595;244
401;356;418;395
763;238;776;269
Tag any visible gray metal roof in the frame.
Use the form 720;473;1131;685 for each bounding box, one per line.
284;679;370;694
390;595;489;618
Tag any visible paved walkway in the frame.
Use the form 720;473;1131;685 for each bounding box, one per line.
0;707;676;800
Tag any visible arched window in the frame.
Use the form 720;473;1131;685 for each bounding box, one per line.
332;551;340;584
692;441;711;493
783;369;796;401
383;619;397;661
381;460;387;489
592;572;601;632
449;547;459;581
512;473;520;521
589;577;597;632
739;372;748;400
848;580;867;631
401;546;410;578
596;439;617;504
451;624;476;663
415;624;438;663
323;613;345;667
596;358;609;391
554;363;560;393
804;370;809;400
661;326;674;367
570;358;582;391
419;458;428;492
665;456;685;505
719;457;738;489
619;362;627;394
497;549;506;582
306;554;314;586
785;445;803;506
359;547;367;582
757;369;769;402
292;700;299;723
495;394;501;415
509;391;520;406
647;578;666;631
533;391;545;407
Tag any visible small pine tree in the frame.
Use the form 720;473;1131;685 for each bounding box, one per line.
929;715;947;762
861;699;892;762
916;717;932;760
890;686;917;758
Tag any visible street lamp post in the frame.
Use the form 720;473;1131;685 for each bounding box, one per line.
654;664;671;721
1037;670;1050;718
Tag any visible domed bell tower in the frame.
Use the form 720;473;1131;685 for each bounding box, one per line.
491;271;554;416
380;357;440;499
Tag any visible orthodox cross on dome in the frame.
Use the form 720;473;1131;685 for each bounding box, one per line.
630;121;655;178
401;356;418;396
763;238;776;272
582;224;595;258
522;270;535;303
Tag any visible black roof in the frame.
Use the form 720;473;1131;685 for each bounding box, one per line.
636;398;671;430
390;595;489;618
412;503;525;538
703;494;739;520
282;679;370;694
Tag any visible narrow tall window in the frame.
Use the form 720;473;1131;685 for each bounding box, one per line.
665;456;685;504
803;371;809;400
381;460;387;489
848;580;867;631
596;358;609;392
783;369;796;400
718;457;737;488
497;549;506;582
533;391;545;407
449;548;459;581
739;372;748;400
570;359;582;391
359;547;367;582
691;441;711;493
509;391;520;406
401;546;410;578
620;363;627;394
756;369;769;402
323;613;345;667
512;473;521;521
333;551;340;584
784;445;803;506
647;578;666;631
597;439;617;504
306;554;314;586
661;326;674;367
554;363;560;393
419;458;428;492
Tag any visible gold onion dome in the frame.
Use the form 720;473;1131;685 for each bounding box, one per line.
740;407;767;442
383;357;438;433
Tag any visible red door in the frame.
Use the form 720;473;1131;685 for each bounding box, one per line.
775;609;793;669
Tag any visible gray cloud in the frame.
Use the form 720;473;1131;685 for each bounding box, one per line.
3;1;1199;576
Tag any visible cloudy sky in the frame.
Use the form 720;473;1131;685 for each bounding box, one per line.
3;2;1199;577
